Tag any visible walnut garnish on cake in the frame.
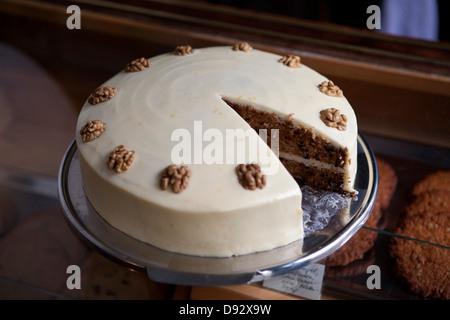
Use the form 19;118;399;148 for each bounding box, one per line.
125;57;150;72
88;86;118;105
236;163;266;190
318;80;344;98
107;145;135;173
233;42;253;52
320;108;348;131
160;165;191;193
174;45;194;56
80;120;105;142
279;54;301;68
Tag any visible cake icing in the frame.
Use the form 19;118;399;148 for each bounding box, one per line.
76;45;357;257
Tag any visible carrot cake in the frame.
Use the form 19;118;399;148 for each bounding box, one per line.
75;44;358;257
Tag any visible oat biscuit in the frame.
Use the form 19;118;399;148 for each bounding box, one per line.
405;189;450;217
389;170;450;299
412;170;450;196
389;211;449;300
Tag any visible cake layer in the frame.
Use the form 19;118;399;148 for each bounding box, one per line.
76;45;358;257
281;158;346;194
226;101;347;167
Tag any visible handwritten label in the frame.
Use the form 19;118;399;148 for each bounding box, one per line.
262;263;325;300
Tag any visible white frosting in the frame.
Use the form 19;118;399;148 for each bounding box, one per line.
76;46;357;257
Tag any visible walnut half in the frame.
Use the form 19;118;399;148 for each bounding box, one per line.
80;120;105;142
107;145;135;173
279;54;301;68
236;163;266;190
318;80;344;98
320;108;348;131
88;86;118;105
174;45;193;56
160;164;191;193
233;42;253;52
125;57;150;72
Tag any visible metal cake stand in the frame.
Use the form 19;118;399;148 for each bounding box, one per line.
58;133;378;286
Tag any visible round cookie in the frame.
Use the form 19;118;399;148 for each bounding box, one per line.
405;189;450;217
389;211;449;300
412;170;450;196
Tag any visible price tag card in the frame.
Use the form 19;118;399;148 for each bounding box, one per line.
263;263;325;300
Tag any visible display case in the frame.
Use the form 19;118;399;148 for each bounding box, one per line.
0;0;448;300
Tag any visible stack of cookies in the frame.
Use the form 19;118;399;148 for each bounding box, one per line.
389;171;450;300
